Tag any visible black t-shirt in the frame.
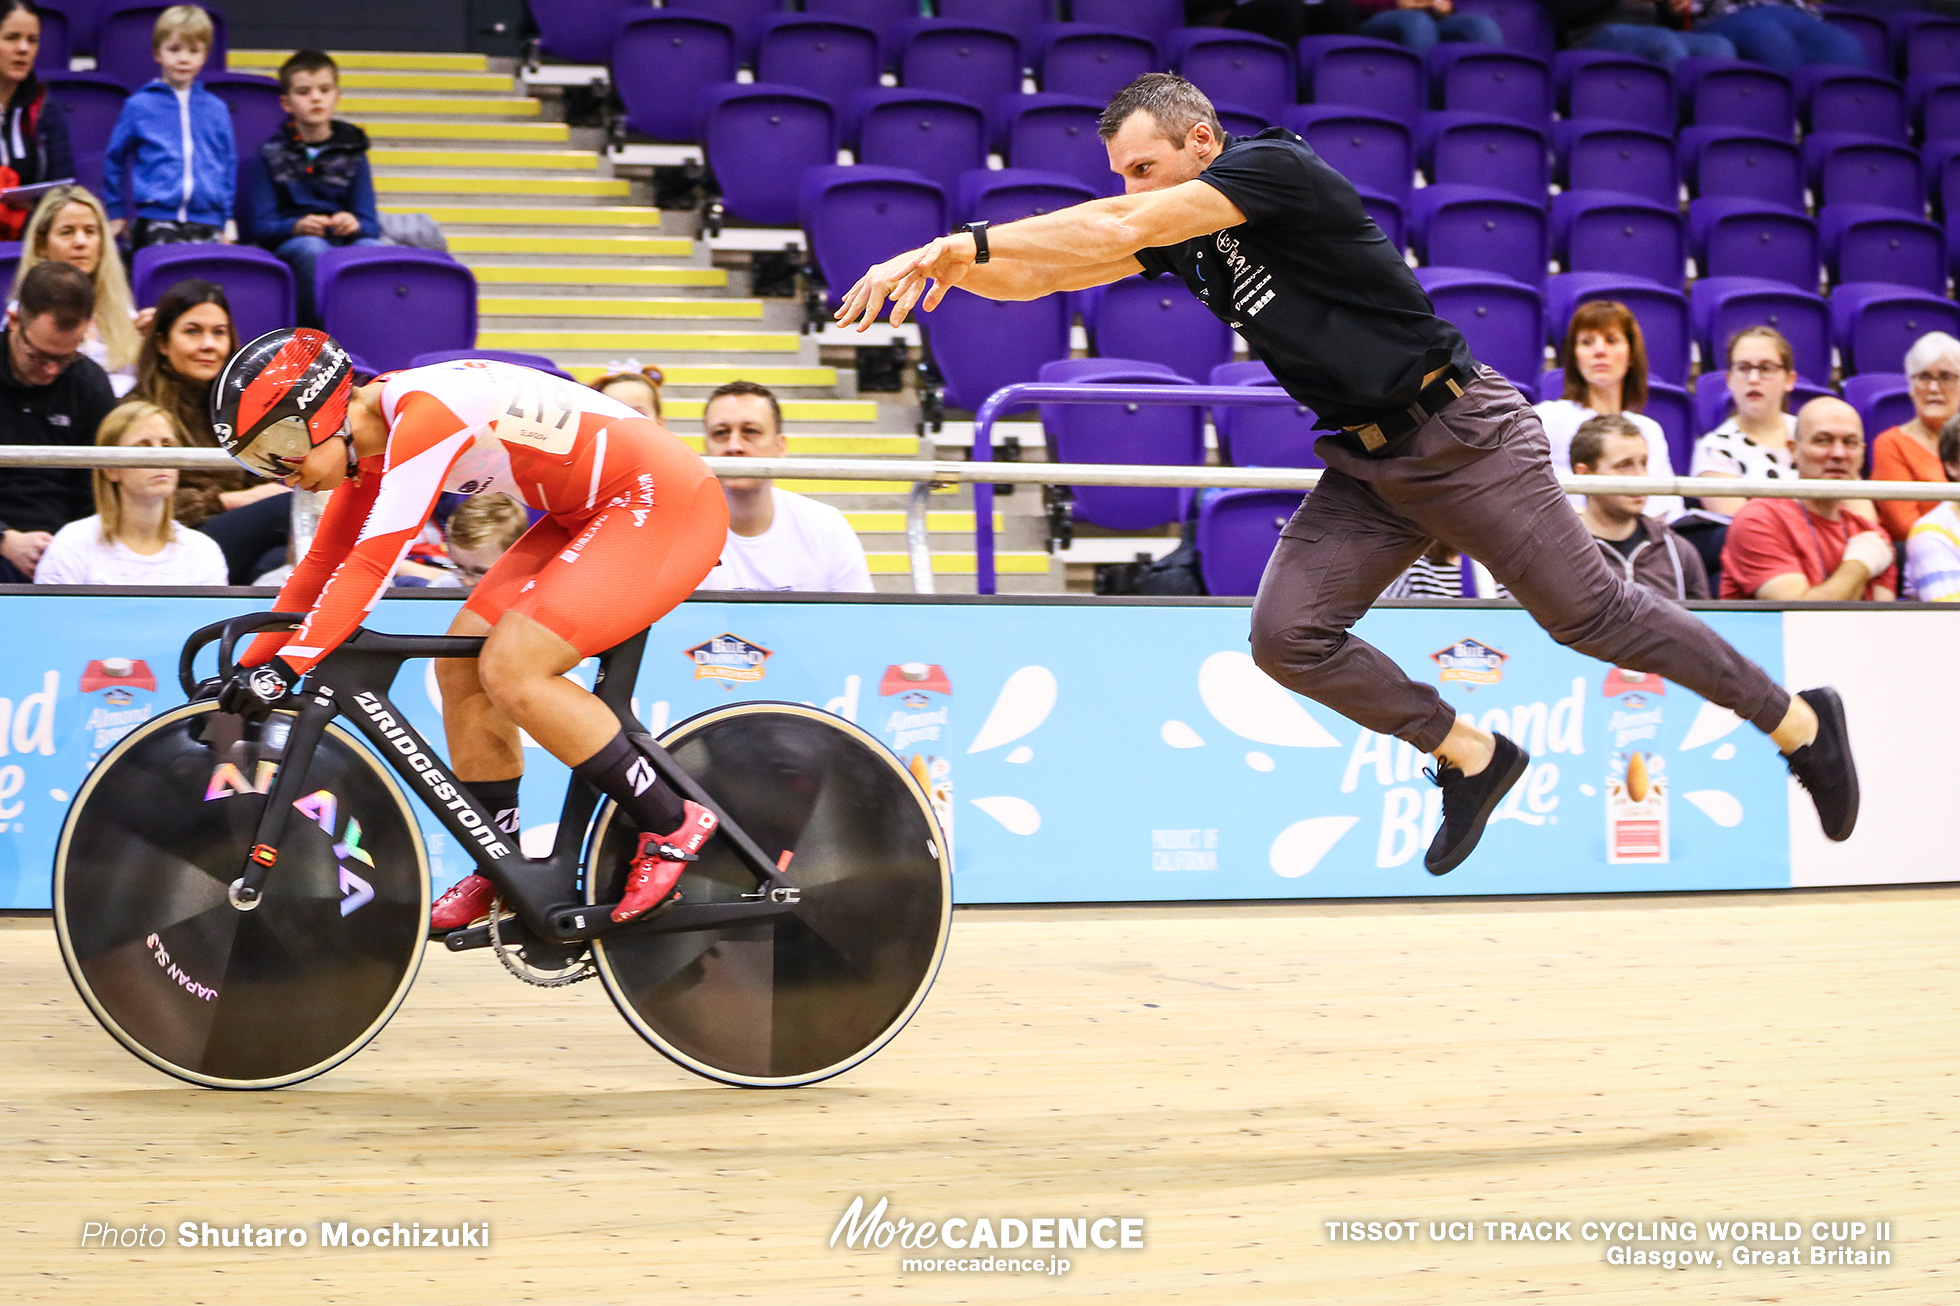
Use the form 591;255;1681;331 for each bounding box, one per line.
1134;129;1475;430
1602;517;1651;559
0;334;115;537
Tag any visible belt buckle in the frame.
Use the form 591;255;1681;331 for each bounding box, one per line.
1355;422;1386;452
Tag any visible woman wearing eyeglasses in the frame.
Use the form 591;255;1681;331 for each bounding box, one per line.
1869;332;1960;544
1690;326;1799;521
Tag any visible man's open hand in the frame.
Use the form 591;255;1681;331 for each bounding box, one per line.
833;234;976;331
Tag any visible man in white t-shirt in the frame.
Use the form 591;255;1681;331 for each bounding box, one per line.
695;381;875;593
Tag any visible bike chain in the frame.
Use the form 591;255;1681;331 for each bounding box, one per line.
487;897;597;988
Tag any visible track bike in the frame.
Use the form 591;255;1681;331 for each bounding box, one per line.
53;612;952;1090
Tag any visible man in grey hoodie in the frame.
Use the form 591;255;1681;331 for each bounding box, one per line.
1571;414;1709;603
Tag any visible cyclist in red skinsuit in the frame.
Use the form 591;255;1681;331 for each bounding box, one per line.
211;330;729;928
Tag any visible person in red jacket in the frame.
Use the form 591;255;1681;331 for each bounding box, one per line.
211;330;729;929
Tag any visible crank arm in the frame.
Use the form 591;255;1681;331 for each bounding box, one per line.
544;895;801;943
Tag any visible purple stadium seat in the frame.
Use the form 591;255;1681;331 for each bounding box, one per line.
39;0;99;57
131;245;294;345
528;0;632;66
1688;197;1821;288
756;15;881;123
698;83;837;227
1036;24;1157;103
1842;373;1915;439
1690;276;1831;382
1454;0;1556;60
96;2;227;88
205;73;283;208
1357;186;1407;251
1803;132;1924;215
665;0;783;66
1820;204;1946;293
924;288;1069;412
1693;370;1833;438
314;247;477;375
799;166;947;312
1822;7;1891;76
940;0;1054;54
1090;275;1234;383
1166;29;1295;127
614;15;739;144
1796;66;1908;140
1535;368;1562;403
409;349;575;383
803;0;918;68
1283;105;1414;205
1067;0;1180;49
1911;72;1960;141
1299;37;1424;123
1001;93;1117;197
1197;488;1307;596
1209;359;1322;469
1554;50;1675;134
1415;267;1546;386
1831;281;1960;374
47;72;132;197
1928;140;1960;220
1892;12;1960;78
1676;58;1793;135
34;9;69;74
1419;111;1550;202
1037;357;1202;531
0;243;19;297
1428;44;1552;124
1554;119;1677;208
897;20;1023;146
1546;272;1691;386
850;89;986;195
1680;126;1803;208
1643;379;1692;472
1411;184;1549;287
954;167;1096;225
1552;189;1685;285
1214;102;1273;138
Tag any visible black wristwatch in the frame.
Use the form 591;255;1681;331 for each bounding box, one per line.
961;220;990;264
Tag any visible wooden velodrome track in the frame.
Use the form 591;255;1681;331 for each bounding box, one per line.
3;887;1953;1304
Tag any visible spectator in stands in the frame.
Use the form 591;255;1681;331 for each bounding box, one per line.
32;399;226;585
12;185;142;392
1904;415;1960;601
444;492;529;589
135;279;287;583
1188;0;1362;44
1570;414;1708;602
1721;397;1895;601
1691;325;1799;521
103;5;236;252
1355;0;1505;55
1383;542;1507;598
694;380;874;594
242;50;384;328
1534;300;1682;519
1554;0;1736;70
0;0;73;239
590;361;664;422
1870;331;1960;544
0;262;117;581
1690;0;1868;73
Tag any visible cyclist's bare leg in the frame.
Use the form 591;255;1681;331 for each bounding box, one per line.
436;608;523;783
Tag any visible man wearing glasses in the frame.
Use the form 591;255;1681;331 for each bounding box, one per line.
0;262;116;582
1869;331;1960;543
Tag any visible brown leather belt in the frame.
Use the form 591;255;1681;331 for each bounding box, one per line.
1345;363;1474;454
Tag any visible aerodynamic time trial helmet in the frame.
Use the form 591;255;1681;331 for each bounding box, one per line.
210;327;355;478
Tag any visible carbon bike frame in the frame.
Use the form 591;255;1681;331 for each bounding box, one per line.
179;613;801;947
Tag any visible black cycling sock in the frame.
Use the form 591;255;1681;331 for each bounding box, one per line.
463;777;523;837
573;731;685;834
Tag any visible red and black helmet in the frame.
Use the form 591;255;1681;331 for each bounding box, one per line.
211;328;355;479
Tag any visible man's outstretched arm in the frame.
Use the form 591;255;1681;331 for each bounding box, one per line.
834;179;1246;329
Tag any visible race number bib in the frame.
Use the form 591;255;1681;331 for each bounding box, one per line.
489;373;581;455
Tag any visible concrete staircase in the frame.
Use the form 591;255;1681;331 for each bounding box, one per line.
228;49;1060;593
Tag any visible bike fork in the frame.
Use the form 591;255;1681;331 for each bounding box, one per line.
229;691;342;910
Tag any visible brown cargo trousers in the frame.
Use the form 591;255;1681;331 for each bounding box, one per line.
1248;367;1792;753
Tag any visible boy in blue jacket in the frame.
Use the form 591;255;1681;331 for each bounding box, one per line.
103;5;235;251
241;49;383;327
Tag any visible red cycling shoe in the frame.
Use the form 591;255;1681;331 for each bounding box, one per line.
430;873;499;932
613;800;719;922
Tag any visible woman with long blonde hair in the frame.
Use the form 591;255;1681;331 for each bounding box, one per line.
11;183;142;385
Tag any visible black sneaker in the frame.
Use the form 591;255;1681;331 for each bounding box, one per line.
1786;687;1858;841
1424;734;1530;876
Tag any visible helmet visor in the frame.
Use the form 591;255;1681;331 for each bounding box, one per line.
233;415;315;479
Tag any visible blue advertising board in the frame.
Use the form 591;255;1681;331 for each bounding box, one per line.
0;594;1791;909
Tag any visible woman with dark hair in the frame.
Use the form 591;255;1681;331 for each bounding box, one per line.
135;279;290;583
0;0;73;239
1533;300;1682;519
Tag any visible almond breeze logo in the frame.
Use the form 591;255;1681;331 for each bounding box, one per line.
1431;639;1508;687
686;633;772;687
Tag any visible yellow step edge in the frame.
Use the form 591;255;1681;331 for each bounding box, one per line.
479;330;802;352
371;148;598;171
778;480;958;495
571;364;836;386
231;49;489;72
449;235;692;255
480;296;762;319
340;72;515;92
471;266;727;287
845;511;1003;531
354;121;569;142
867;553;1050;574
375;175;630;197
664;400;880;422
381;204;661;227
342;95;540;117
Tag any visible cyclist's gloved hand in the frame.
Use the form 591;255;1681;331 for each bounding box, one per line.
218;658;301;722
